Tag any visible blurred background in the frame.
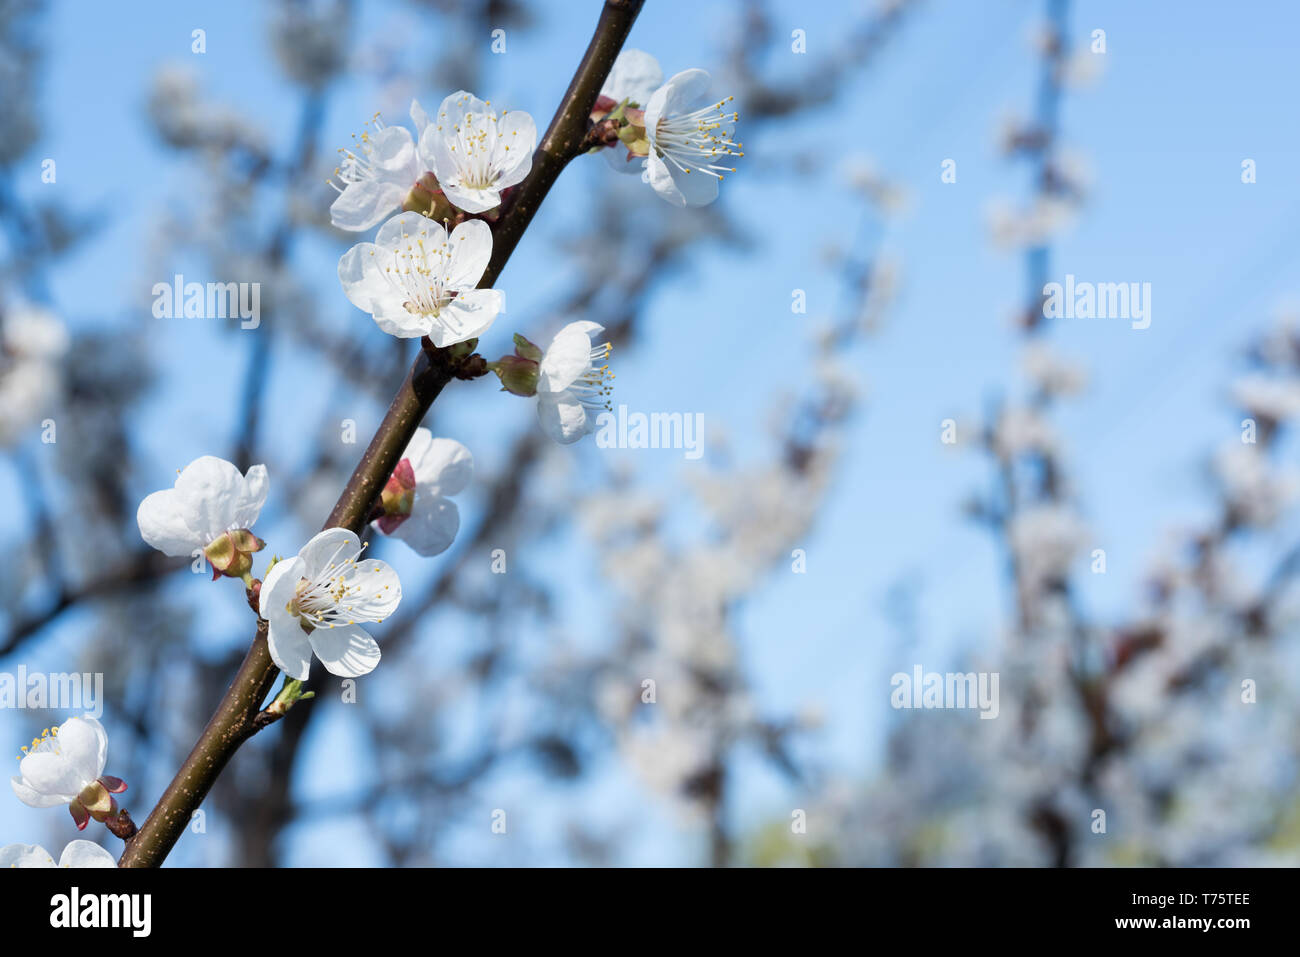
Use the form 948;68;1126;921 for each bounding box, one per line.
3;0;1300;866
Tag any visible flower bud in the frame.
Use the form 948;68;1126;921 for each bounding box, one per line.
448;338;480;362
375;459;416;534
491;355;540;397
512;333;543;362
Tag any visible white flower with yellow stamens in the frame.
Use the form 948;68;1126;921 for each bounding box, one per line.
10;716;127;831
419;91;535;214
644;69;742;207
259;528;401;681
338;212;503;346
536;321;615;444
328;103;434;232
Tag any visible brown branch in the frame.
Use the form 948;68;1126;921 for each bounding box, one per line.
117;0;645;868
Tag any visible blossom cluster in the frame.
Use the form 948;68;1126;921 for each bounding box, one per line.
132;431;475;678
332;51;738;444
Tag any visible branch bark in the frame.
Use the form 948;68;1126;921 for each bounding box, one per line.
118;0;645;868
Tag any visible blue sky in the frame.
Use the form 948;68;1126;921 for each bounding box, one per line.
6;0;1300;863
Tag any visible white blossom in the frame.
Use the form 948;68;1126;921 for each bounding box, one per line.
372;428;472;556
10;716;126;830
339;213;503;346
535;320;614;444
644;69;742;207
419;91;535;213
329;103;431;232
260;528;401;681
137;456;268;575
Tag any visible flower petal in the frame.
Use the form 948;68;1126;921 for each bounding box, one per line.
390;494;459;556
56;716;108;783
646;152;718;208
436;90;492;130
372;303;434;339
369;125;421;180
427;289;503;347
0;843;56;868
309;624;382;678
10;776;69;808
401;427;434;471
231;464;268;530
539;323;595;393
136;488;198;557
346;560;402;619
375;211;443;251
537;391;592;444
412;437;473;495
259;555;304;618
298;528;362;578
338;241;392;315
601;49;663;106
267;621;313;682
261;559;313;684
410;98;431;136
495;109;536;188
331;181;408;233
444;218;493;291
16;753;85;801
173;456;254;543
58;840;117;868
646;68;712;131
439;182;503;214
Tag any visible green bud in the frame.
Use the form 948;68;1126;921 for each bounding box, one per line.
513;333;543;361
448;338;479;361
491;355;541;396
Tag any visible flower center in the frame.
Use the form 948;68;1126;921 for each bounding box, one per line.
438;98;519;191
330;112;388;192
653;96;743;180
18;726;58;761
568;341;616;413
377;233;461;319
286;541;393;631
